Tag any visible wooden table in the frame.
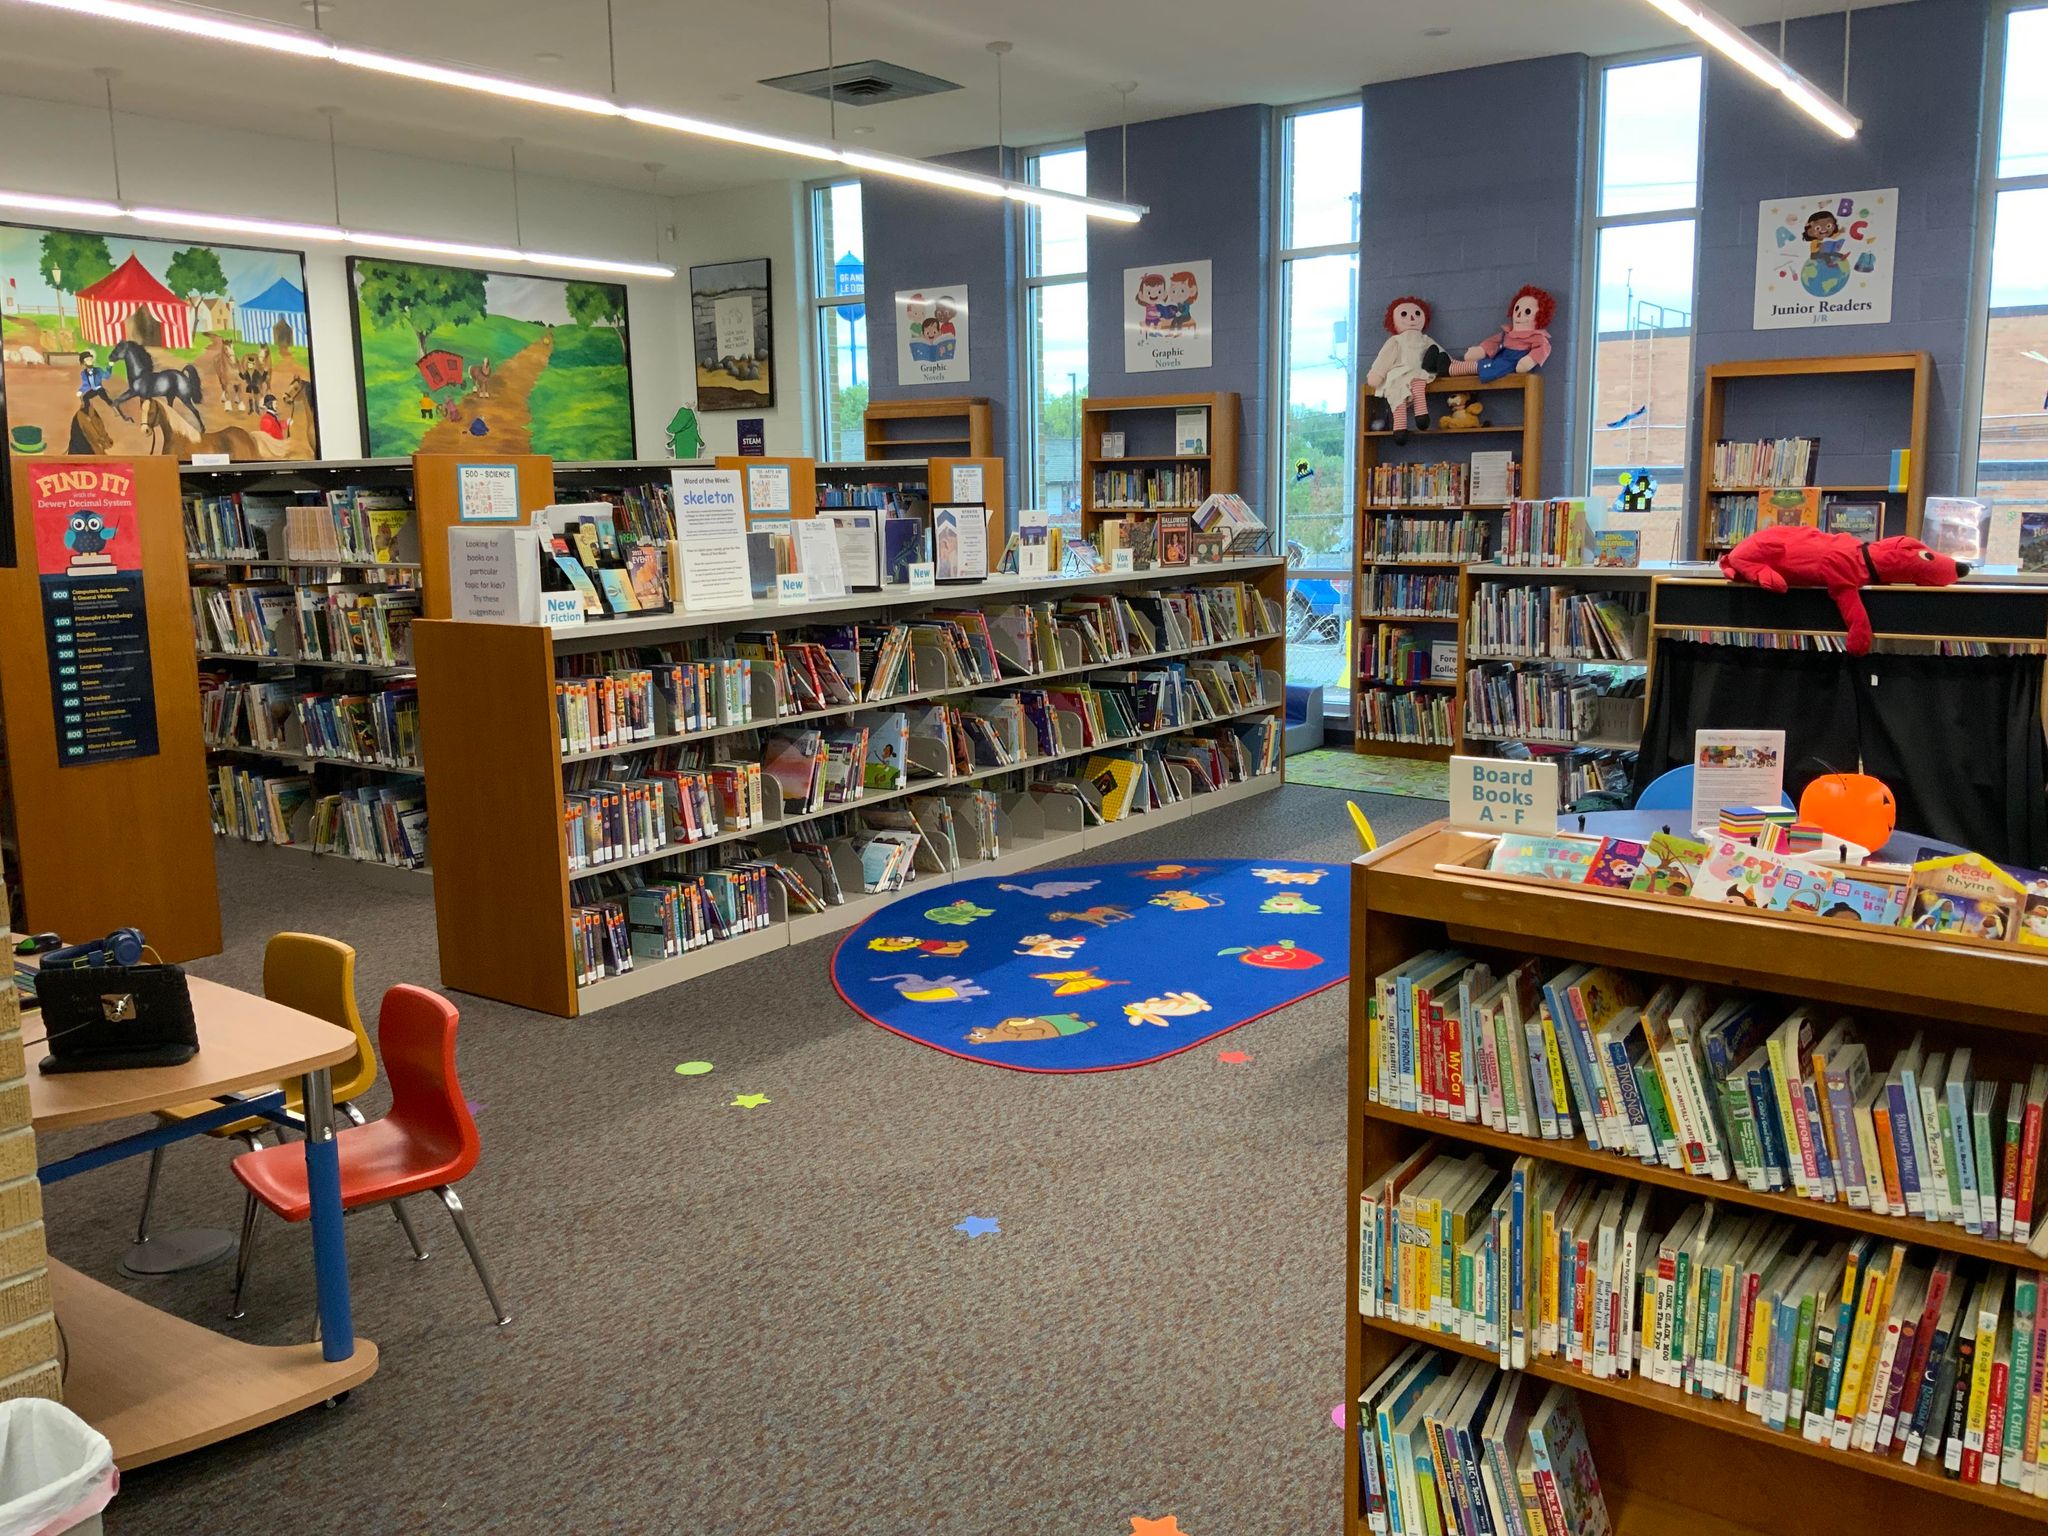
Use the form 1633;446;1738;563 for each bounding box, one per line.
30;976;378;1468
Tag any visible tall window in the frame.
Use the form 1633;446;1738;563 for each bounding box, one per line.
809;180;867;461
1974;6;2048;521
1275;100;1362;715
1586;55;1702;515
1022;146;1089;521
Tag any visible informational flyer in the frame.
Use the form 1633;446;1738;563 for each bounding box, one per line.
745;463;792;517
671;468;751;612
457;462;520;521
950;463;984;504
794;518;847;600
29;461;158;766
933;505;986;582
1690;729;1787;836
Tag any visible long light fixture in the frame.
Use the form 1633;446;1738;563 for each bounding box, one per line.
0;188;675;277
1639;0;1861;138
10;0;1150;223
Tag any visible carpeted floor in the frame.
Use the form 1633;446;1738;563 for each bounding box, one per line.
1285;748;1451;801
39;783;1446;1536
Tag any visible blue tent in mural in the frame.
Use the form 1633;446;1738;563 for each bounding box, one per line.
238;276;308;346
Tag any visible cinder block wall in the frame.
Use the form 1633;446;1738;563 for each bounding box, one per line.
0;885;59;1403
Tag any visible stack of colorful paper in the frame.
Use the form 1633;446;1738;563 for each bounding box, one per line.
1758;819;1824;856
1718;805;1795;844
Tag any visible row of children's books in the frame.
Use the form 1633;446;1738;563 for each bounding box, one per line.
191;582;419;670
1370;947;2048;1251
183;489;416;565
1709;436;1820;489
1368;462;1480;510
1358;687;1456;746
1357;1345;1609;1536
563;763;768;871
1091;465;1207;509
570;861;782;983
539;502;672;620
1364;625;1439;687
1369;517;1492;566
555;658;756;754
199;676;420;769
210;766;427;867
1465;586;1645;663
1363;1140;2048;1496
1462;664;1612;744
1496;500;1592;569
1371;571;1459;618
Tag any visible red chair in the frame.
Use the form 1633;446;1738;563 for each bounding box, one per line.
229;984;509;1325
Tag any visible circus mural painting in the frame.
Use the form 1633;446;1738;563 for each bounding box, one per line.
0;223;320;463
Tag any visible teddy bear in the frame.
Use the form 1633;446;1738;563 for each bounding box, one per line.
1425;285;1556;381
1364;295;1442;444
1438;394;1485;430
1719;526;1968;654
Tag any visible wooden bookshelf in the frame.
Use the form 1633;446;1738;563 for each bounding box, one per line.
863;397;994;461
814;457;1010;551
1695;352;1931;561
1348;822;2048;1536
1353;374;1543;761
1079;391;1240;541
0;455;221;961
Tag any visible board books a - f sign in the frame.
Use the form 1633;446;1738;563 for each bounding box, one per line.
1450;755;1558;832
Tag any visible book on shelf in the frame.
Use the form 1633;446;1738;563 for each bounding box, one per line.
1369;516;1490;565
1825;500;1883;542
1366;625;1438;687
1174;407;1209;455
1497;500;1590;569
1463;665;1640;745
1092;464;1207;510
1710;436;1820;489
1466;584;1647;663
1099;430;1126;460
1358;687;1455;747
1370;571;1459;618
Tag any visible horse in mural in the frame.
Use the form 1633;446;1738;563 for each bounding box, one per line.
108;339;206;434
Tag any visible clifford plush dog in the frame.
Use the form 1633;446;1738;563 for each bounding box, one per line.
1718;526;1967;654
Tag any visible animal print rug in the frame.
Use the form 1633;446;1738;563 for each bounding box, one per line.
830;859;1350;1071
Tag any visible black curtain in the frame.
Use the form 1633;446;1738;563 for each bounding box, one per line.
1632;642;2048;868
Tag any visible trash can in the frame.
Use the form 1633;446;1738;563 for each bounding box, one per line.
0;1399;117;1536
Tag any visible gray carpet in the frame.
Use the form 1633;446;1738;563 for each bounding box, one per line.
41;783;1445;1536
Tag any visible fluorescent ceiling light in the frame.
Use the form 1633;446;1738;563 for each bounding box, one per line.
0;190;676;278
8;0;1149;221
1640;0;1860;138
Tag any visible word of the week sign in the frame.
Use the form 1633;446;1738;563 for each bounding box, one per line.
1449;755;1557;832
30;462;160;767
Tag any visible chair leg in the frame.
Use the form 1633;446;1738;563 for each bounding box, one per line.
133;1145;166;1244
432;1185;510;1326
228;1192;262;1320
391;1198;429;1261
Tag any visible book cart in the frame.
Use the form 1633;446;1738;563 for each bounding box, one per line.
413;555;1288;1018
1353;374;1543;761
1348;823;2048;1535
1694;353;1931;562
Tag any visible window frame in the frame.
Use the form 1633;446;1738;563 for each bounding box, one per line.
1578;46;1706;511
1018;142;1090;513
1962;2;2044;494
807;177;867;462
1268;94;1364;570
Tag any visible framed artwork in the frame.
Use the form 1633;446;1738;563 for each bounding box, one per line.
347;257;635;459
0;221;321;464
689;258;775;412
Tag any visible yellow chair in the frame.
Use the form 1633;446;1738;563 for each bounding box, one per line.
1347;800;1379;853
133;934;417;1257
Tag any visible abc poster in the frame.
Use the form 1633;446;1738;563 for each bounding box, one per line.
1754;188;1897;330
29;460;158;765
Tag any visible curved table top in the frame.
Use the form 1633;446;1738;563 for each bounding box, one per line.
26;976;356;1132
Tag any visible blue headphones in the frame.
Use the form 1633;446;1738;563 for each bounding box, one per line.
22;928;147;968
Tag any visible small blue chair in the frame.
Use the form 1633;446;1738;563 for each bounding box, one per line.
1635;764;1793;813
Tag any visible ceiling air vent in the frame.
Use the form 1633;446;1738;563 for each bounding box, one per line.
759;60;961;107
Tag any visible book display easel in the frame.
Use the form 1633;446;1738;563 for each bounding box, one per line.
1456;564;1655;808
1354;374;1543;760
0;455;221;960
1349;823;2048;1536
1079;391;1240;542
1696;353;1932;562
412;553;1287;1018
863;397;995;461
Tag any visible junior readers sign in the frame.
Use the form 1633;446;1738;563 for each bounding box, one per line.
1754;188;1896;330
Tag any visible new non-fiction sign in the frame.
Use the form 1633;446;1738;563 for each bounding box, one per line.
30;460;158;766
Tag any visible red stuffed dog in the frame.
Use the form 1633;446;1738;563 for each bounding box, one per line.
1719;527;1967;654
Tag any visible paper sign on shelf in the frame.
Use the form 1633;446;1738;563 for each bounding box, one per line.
672;468;752;612
794;519;847;599
951;464;984;503
1448;755;1558;833
907;561;936;590
541;591;585;627
1690;729;1786;836
776;573;811;604
1111;549;1136;573
457;462;520;522
746;464;792;516
447;524;542;623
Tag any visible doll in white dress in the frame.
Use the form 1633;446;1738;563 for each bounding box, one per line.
1364;295;1441;445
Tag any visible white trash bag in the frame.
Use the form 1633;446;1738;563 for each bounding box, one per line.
0;1399;117;1536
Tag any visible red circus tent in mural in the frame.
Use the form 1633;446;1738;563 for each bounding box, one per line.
74;254;192;350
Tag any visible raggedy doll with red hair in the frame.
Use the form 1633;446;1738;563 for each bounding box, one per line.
1426;284;1556;382
1364;294;1441;445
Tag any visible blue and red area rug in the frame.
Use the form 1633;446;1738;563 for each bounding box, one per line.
830;858;1349;1072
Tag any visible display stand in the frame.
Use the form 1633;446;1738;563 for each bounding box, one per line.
1349;821;2048;1535
1080;391;1240;542
0;455;220;960
863;397;995;461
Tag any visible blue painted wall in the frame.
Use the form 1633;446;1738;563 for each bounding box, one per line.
1085;106;1274;505
1360;54;1589;494
859;146;1019;502
1694;0;1993;497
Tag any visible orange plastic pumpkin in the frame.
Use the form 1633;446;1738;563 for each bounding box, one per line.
1798;772;1898;855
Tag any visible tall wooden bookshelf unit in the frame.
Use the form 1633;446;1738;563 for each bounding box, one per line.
1695;352;1931;562
1078;391;1240;539
1349;824;2048;1535
862;397;995;461
1353;374;1543;761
